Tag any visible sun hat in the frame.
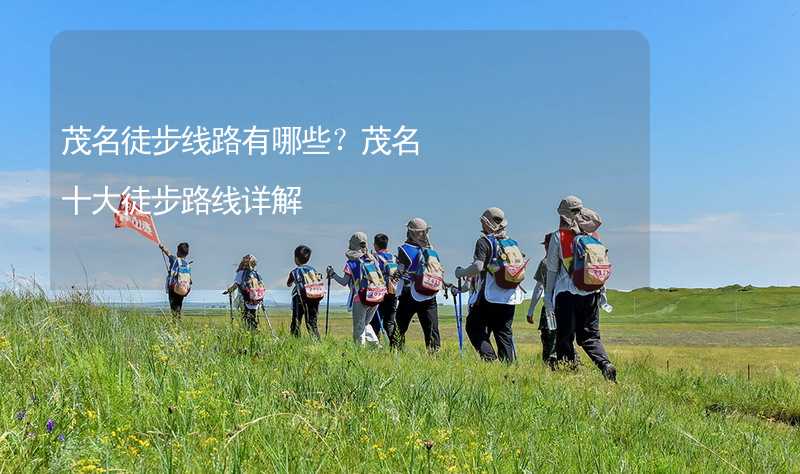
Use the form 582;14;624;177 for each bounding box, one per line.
406;217;431;247
480;207;508;235
345;232;369;260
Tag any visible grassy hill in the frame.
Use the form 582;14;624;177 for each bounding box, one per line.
602;286;800;325
1;288;799;472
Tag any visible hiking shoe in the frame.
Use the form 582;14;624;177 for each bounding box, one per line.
602;364;618;383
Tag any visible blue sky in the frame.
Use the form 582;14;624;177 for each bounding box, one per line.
47;31;650;293
1;0;799;292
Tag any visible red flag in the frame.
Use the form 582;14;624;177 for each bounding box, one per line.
113;194;160;244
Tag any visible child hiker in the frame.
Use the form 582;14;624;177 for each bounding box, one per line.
370;233;401;345
159;242;191;320
327;232;386;346
286;245;325;340
223;254;265;330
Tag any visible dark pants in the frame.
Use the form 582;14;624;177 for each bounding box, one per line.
538;306;557;364
394;291;440;352
555;292;611;370
242;307;258;330
291;295;321;339
465;294;516;362
168;290;184;318
370;293;398;343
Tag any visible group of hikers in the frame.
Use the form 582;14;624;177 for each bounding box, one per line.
158;195;617;382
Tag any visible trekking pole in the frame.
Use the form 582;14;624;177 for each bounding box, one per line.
325;272;332;336
456;277;464;356
261;302;277;339
157;242;169;270
228;292;234;323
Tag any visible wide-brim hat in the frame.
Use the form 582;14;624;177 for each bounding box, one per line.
559;195;583;212
345;232;368;259
481;207;507;230
407;217;430;232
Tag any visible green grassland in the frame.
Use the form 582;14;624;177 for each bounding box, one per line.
180;286;800;374
1;286;799;472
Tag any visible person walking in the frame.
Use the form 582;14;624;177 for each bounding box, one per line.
159;242;191;320
455;208;525;362
287;245;324;340
370;233;400;345
543;196;617;381
327;232;383;346
394;218;444;353
223;254;265;330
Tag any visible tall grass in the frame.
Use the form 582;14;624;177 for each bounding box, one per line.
1;292;798;473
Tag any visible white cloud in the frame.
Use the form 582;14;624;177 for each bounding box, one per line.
0;170;49;207
0;215;49;232
615;213;741;234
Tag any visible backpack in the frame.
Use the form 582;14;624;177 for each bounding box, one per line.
570;234;612;291
295;265;326;301
374;251;399;295
349;258;387;306
169;258;192;296
240;269;266;304
485;235;529;289
413;248;444;296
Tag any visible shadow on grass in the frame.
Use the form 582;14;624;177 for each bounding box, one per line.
705;402;800;427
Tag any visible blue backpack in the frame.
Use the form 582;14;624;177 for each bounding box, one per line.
347;258;387;306
294;265;326;301
169;258;192;296
240;269;266;304
400;244;444;296
485;235;529;289
374;251;399;294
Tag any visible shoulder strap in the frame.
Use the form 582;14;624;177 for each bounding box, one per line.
419;246;430;262
357;258;370;287
558;229;575;271
483;234;498;260
292;267;302;285
170;257;182;275
347;259;360;280
374;252;389;273
400;244;420;270
400;243;416;259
